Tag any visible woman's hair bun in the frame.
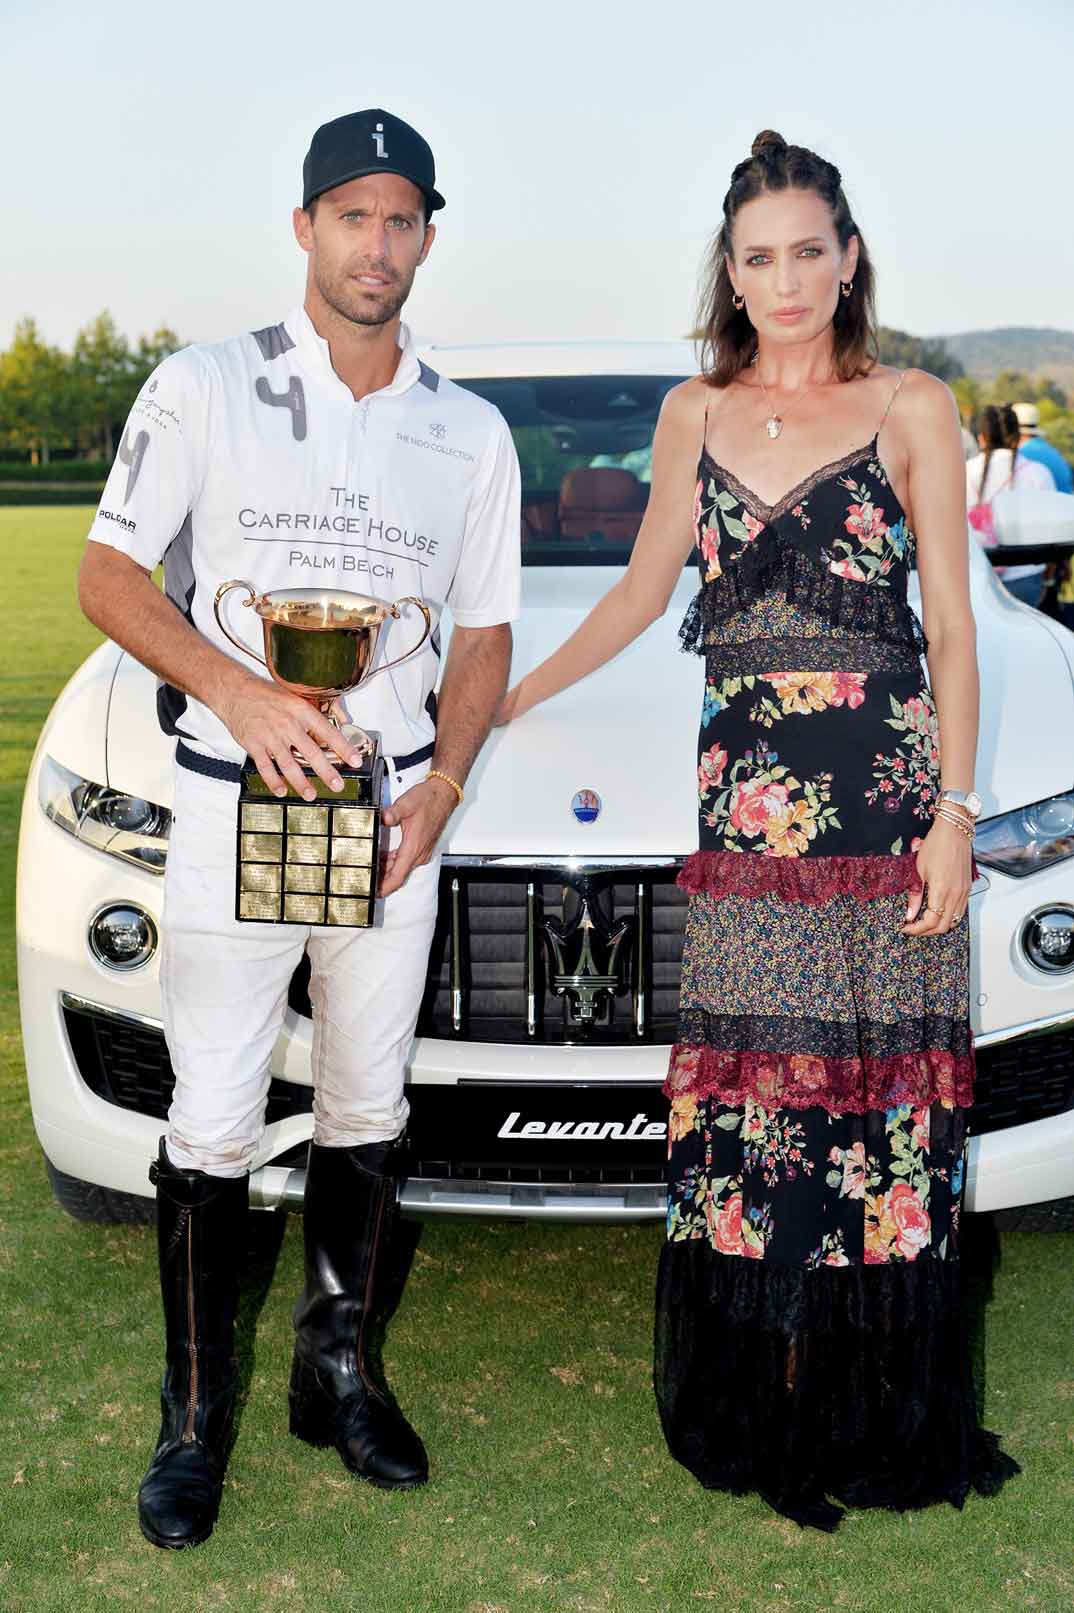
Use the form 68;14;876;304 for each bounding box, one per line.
751;129;786;158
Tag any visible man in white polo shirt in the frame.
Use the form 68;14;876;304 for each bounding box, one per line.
79;108;520;1550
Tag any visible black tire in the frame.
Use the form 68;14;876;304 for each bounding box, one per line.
45;1157;155;1225
992;1196;1074;1234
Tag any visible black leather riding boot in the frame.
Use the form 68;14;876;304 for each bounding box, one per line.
289;1137;428;1489
137;1139;249;1549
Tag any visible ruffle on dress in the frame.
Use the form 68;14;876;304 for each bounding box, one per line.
679;528;929;661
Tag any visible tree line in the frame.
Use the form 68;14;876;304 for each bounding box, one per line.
0;314;180;465
2;315;1071;471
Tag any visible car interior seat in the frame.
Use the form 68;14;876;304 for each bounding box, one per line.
557;467;648;543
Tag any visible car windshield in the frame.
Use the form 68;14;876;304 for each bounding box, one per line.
456;375;683;565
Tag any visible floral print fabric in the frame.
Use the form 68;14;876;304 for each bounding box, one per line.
656;410;1017;1529
668;425;975;1270
667;1094;964;1268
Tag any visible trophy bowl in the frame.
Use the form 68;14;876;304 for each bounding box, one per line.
213;582;431;713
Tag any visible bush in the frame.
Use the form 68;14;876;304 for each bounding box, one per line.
0;460;110;482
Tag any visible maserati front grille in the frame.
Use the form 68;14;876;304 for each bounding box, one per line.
422;860;689;1043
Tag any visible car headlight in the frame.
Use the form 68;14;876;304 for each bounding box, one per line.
1021;907;1074;974
973;790;1074;878
39;755;171;874
88;903;159;969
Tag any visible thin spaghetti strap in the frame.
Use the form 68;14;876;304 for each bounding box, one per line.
877;370;907;433
702;397;710;457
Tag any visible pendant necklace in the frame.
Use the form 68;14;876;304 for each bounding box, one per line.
755;368;825;440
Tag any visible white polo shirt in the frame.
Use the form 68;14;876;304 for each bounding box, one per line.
88;306;521;764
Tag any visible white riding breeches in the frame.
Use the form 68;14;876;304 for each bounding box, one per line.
160;758;441;1178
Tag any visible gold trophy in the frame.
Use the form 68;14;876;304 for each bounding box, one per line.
214;581;432;928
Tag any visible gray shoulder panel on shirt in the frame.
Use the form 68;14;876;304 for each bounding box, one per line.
417;359;440;393
251;323;296;361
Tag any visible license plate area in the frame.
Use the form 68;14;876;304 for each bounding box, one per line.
406;1082;669;1183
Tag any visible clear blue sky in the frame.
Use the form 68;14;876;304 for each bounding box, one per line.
3;0;1071;353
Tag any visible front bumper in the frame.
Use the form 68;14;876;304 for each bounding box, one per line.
37;988;1074;1219
18;764;1074;1218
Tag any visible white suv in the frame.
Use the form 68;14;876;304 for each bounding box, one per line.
17;342;1074;1228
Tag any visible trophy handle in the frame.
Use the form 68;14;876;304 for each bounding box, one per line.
213;579;267;667
364;597;433;681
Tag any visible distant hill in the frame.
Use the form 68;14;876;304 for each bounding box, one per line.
944;327;1074;388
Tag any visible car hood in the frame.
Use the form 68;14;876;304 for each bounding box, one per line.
101;542;1074;849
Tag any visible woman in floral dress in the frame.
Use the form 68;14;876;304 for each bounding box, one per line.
499;130;1018;1528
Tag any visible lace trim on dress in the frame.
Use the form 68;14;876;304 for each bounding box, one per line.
663;1042;976;1116
677;848;924;903
702;440;876;524
679;527;929;661
654;1243;1020;1532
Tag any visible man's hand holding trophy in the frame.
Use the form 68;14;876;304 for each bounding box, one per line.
213;580;431;928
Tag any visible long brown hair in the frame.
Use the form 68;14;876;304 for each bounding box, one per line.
697;130;878;388
973;405;1017;502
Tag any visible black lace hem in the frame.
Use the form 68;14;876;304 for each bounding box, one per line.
654;1240;1019;1531
679;529;929;661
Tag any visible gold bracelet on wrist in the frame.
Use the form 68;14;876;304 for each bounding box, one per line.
933;806;975;839
428;768;464;806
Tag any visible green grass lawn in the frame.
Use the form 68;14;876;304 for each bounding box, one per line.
1;508;1072;1613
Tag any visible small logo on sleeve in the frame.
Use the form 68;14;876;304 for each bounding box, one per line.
99;509;137;532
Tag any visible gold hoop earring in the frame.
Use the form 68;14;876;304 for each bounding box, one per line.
732;292;745;311
840;280;853;299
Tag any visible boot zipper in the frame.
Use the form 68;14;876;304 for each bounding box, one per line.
182;1211;198;1442
355;1178;389;1400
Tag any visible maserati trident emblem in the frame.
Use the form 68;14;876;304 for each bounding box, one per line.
571;788;601;824
372;122;388;159
540;894;633;1027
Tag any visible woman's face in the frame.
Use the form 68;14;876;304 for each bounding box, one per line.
727;187;858;347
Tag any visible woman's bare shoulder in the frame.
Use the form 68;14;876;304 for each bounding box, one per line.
891;367;959;426
660;374;739;437
655;374;711;445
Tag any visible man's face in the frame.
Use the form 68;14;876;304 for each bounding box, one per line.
293;173;435;328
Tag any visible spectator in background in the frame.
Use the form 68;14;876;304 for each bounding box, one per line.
1013;402;1074;492
966;403;1054;606
1014;402;1074;626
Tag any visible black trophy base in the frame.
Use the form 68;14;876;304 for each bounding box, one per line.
234;738;385;928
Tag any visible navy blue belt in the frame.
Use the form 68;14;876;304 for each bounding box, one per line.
176;738;434;784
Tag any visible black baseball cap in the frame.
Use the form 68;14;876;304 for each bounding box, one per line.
302;108;445;214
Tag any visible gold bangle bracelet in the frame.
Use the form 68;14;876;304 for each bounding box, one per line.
428;768;464;806
934;807;973;832
933;808;974;839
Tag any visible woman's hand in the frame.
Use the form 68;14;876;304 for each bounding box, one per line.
902;814;973;937
494;682;528;726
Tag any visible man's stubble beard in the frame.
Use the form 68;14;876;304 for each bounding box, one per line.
314;257;416;329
